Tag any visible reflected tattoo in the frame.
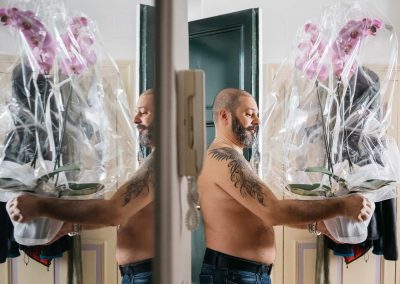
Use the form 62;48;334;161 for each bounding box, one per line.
209;147;265;206
123;152;154;206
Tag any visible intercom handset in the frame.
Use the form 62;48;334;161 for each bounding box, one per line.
177;70;205;176
176;70;205;230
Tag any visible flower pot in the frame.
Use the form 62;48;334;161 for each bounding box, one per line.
10;217;64;246
323;202;375;244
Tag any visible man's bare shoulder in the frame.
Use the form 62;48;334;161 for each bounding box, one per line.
201;146;243;175
205;146;251;172
201;145;266;206
116;152;155;206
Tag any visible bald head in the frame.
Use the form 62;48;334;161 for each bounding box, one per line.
212;88;252;123
141;89;154;97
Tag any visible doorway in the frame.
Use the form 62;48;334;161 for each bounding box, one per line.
188;9;259;283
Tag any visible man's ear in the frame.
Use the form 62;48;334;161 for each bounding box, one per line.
219;109;231;125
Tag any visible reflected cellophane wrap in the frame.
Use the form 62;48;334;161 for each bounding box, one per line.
258;0;398;243
0;0;136;244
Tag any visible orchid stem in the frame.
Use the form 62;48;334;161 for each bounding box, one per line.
53;84;73;186
316;81;333;187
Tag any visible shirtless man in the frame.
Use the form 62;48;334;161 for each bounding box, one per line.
198;88;372;284
8;89;155;284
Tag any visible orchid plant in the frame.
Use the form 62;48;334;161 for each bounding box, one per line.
0;8;103;198
287;18;395;197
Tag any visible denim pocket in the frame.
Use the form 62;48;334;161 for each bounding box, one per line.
132;272;152;284
199;274;214;284
227;270;257;284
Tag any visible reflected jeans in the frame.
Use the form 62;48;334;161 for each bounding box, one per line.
120;259;152;284
199;263;272;284
121;271;152;284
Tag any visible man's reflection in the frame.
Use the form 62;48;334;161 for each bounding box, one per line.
8;89;155;284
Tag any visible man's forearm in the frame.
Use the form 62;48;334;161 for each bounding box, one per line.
269;198;344;226
286;224;308;230
38;198;119;226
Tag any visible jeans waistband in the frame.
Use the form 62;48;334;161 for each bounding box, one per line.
203;248;272;275
119;259;153;276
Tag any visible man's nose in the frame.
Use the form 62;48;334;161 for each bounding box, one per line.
134;115;141;124
253;116;260;126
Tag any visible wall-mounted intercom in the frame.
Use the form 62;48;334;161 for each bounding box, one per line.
176;70;205;177
176;69;205;231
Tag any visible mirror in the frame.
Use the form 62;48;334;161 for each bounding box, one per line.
188;1;400;284
0;0;156;283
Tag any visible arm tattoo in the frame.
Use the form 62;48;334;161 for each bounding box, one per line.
123;152;154;206
209;147;265;206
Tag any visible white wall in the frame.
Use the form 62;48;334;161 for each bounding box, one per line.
188;0;400;64
1;0;398;64
0;0;154;61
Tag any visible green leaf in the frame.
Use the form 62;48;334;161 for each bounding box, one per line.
287;183;331;197
287;187;328;197
57;183;104;196
38;164;81;183
287;183;322;191
304;167;332;176
357;179;396;190
305;166;346;183
0;178;32;190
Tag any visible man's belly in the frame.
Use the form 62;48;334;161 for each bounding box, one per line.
204;218;276;264
115;215;154;265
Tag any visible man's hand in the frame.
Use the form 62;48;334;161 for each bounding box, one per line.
316;221;342;243
341;194;373;222
6;193;42;223
45;222;74;245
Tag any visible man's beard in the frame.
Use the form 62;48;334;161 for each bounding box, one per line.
138;125;153;147
231;115;258;148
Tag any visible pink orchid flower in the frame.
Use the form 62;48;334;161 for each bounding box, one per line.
0;7;56;74
332;18;383;79
296;18;383;82
59;16;97;76
295;22;329;81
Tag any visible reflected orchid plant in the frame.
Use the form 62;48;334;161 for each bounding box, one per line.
0;8;102;197
0;8;97;76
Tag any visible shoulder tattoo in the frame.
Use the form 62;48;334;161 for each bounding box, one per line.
123;152;154;206
209;147;265;206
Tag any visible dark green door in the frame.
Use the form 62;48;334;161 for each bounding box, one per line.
189;9;259;148
139;5;155;158
139;5;155;93
189;9;259;284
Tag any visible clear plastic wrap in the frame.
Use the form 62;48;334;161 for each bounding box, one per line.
0;0;137;244
258;1;398;243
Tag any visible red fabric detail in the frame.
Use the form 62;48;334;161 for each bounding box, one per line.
22;246;52;267
344;245;369;264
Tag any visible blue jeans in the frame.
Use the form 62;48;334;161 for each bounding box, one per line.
121;271;152;284
199;263;272;284
120;259;152;284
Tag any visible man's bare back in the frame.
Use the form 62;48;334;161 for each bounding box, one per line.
199;145;276;264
